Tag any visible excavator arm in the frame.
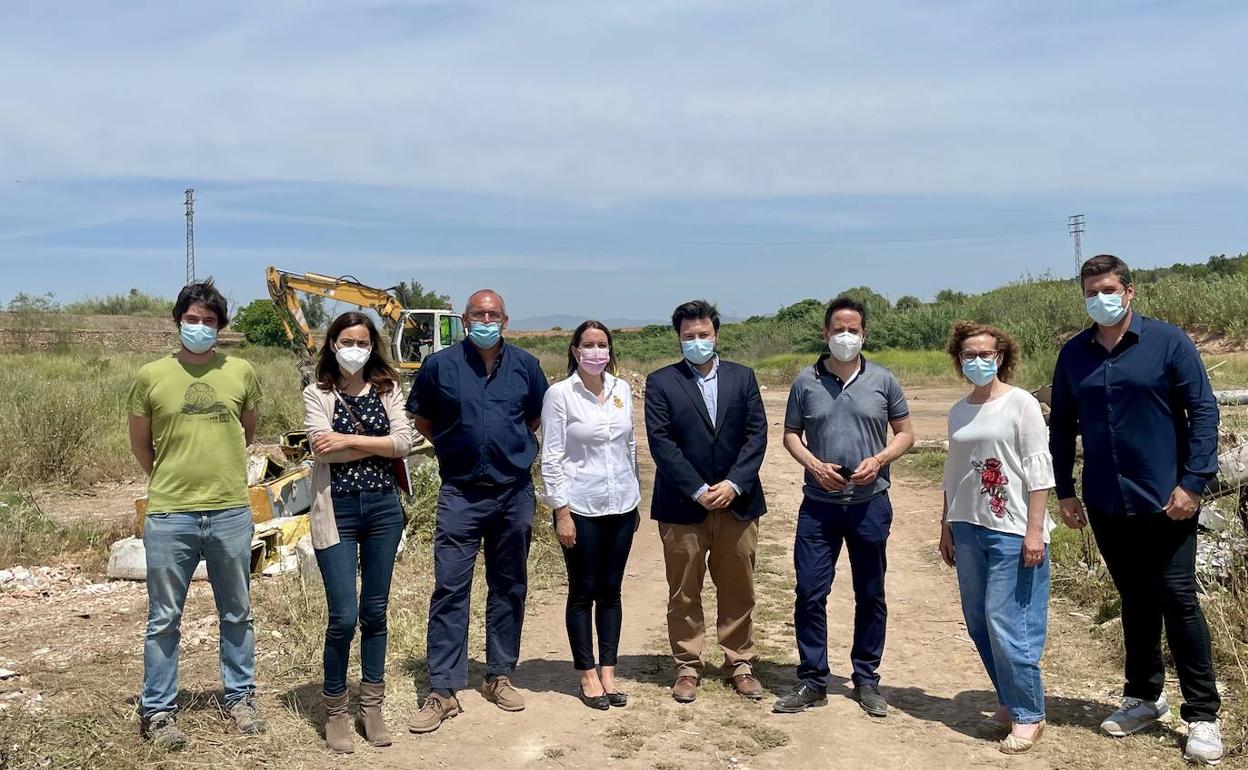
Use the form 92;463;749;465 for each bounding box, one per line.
266;265;414;348
266;265;462;385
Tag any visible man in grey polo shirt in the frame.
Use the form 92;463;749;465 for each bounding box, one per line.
773;295;914;717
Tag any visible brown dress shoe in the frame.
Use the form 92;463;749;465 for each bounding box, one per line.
482;676;526;712
408;692;461;734
730;673;765;700
672;676;699;703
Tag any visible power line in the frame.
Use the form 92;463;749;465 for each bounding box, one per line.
185;188;196;285
1068;213;1085;277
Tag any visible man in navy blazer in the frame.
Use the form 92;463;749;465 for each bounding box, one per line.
645;299;768;704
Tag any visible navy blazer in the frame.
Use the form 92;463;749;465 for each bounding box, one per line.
644;358;768;524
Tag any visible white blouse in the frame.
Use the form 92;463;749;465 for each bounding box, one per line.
942;386;1056;541
540;373;641;517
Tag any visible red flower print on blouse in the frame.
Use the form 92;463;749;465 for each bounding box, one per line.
972;458;1014;522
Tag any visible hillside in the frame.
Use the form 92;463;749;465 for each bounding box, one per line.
512;253;1248;382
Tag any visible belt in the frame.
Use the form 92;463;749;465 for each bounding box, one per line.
462;477;521;489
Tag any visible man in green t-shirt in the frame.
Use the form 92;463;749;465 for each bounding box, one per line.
126;280;265;750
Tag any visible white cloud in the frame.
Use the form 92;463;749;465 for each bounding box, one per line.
0;0;1245;202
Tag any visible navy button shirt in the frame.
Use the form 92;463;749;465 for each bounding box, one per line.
1049;313;1219;515
407;340;549;485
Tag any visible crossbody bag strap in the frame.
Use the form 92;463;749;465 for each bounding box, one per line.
331;388;369;433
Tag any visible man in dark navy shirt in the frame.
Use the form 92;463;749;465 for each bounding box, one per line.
405;289;548;733
1050;255;1222;765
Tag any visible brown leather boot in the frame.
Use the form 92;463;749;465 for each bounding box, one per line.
323;690;354;754
356;681;392;747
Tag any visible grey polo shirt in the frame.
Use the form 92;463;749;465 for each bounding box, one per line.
784;355;909;505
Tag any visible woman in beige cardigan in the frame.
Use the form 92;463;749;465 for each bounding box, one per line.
302;311;412;754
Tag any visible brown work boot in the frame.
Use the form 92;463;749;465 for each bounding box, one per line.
482;676;526;712
672;675;699;703
408;692;461;734
356;681;392;747
729;673;765;700
323;690;354;754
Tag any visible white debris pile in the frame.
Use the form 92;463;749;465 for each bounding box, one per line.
616;368;647;400
0;565;91;593
1196;528;1248;582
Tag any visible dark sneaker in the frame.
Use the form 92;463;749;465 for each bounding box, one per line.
229;696;267;735
854;684;888;718
1101;694;1169;737
773;684;827;714
141;711;188;751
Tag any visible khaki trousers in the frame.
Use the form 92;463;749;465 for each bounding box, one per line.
658;510;758;678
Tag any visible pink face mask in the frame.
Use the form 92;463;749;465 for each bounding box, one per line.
578;347;611;375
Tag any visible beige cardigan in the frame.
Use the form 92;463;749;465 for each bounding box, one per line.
302;382;414;549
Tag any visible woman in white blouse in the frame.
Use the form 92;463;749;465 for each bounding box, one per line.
540;320;641;711
938;322;1055;755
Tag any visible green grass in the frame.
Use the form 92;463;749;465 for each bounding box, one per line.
895;449;947;484
0;492;131;570
0;348;304;488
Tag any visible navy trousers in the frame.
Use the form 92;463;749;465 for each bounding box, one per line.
794;494;893;691
426;480;535;691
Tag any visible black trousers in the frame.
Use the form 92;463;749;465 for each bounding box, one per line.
561;510;637;671
1089;511;1220;722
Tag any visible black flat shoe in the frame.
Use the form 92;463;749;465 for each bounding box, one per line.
578;686;610;710
606;691;628;707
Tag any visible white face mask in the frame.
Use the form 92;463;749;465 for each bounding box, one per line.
335;346;371;375
827;331;863;362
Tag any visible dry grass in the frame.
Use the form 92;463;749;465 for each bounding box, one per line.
0;492;131;571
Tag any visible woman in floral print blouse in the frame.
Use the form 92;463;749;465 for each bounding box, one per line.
938;322;1055;756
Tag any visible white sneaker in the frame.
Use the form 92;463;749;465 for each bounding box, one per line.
1184;721;1223;766
1101;693;1169;737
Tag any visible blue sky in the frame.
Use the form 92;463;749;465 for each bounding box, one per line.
1;0;1246;322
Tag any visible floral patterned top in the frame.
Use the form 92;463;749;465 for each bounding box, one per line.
942;387;1055;540
330;388;394;494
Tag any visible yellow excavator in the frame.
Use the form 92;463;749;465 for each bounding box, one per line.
266;265;465;386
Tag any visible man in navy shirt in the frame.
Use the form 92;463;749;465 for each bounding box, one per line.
405;289;548;733
1050;255;1222;765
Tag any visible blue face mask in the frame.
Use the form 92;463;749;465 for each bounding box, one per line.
468;322;502;349
180;322;217;354
681;338;716;365
1085;291;1128;326
961;357;998;387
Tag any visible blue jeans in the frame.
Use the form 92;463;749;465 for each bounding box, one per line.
315;491;405;696
951;522;1049;723
141;506;255;717
427;480;534;691
794;494;892;690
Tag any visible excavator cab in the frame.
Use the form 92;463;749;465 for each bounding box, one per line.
393;310;464;367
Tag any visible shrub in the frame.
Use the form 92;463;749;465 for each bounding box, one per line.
66;288;173;317
232;299;291;348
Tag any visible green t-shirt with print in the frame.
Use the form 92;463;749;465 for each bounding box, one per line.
127;353;262;513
